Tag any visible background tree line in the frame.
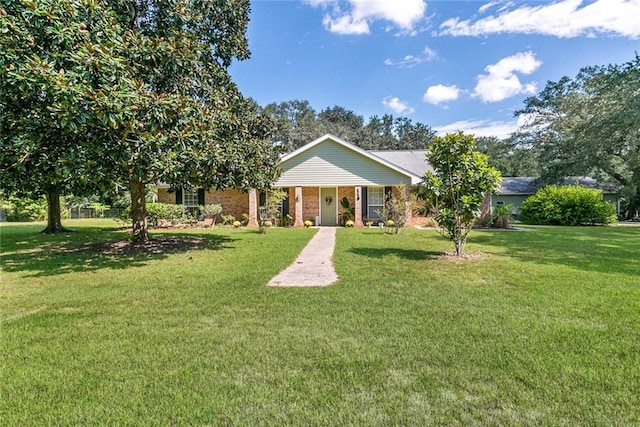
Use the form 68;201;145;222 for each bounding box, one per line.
1;0;636;233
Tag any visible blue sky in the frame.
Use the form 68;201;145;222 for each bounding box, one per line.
230;0;640;139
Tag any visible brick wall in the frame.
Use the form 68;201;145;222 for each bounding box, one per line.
205;189;249;221
338;187;355;208
157;188;174;204
301;187;319;224
155;188;249;222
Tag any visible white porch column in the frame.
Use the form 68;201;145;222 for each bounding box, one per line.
248;188;259;227
354;186;364;227
294;186;304;227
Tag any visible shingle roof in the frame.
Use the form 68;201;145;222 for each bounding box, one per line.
498;177;618;195
369;150;432;178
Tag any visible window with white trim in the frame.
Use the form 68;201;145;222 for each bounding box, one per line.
183;189;199;207
368;187;384;219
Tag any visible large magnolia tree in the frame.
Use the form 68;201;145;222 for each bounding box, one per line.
1;0;280;242
515;55;640;218
422;132;501;257
0;0;129;233
103;0;279;243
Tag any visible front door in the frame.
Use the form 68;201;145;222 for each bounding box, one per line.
320;187;337;225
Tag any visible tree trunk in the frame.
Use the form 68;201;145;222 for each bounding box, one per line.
628;169;640;220
130;176;149;244
42;189;71;234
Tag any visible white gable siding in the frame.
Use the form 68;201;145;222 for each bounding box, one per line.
274;139;411;187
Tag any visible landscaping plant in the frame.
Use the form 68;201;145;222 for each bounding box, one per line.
492;203;514;229
421;132;501;256
519;184;617;225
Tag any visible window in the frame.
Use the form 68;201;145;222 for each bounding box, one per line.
368;187;384;219
183;189;199;207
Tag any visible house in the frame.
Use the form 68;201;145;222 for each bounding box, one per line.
156;134;427;227
491;177;620;216
156;134;619;226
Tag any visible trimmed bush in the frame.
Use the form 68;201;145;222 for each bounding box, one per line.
146;203;189;227
520;185;617;225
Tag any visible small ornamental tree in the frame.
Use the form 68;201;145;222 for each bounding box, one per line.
378;184;415;234
422;132;501;257
519;184;617;225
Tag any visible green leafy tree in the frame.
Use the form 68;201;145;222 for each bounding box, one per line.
516;55;640;218
262;99;322;151
476;136;539;177
0;0;129;233
96;0;280;243
422;132;501;257
2;0;280;242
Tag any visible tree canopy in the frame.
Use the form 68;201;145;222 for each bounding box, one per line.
421;132;501;257
1;0;280;241
515;54;640;218
261;100;436;152
0;0;129;232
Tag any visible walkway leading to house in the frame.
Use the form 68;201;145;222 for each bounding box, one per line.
268;227;338;287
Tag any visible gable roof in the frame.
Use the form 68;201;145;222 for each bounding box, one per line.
370;150;432;178
279;134;422;185
498;177;618;195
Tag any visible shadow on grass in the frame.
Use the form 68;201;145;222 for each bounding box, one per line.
1;230;236;278
348;247;441;261
470;226;640;277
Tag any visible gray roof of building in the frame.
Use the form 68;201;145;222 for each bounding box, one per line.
498;177;618;195
369;150;432;178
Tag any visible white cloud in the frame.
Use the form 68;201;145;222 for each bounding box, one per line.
423;84;461;105
306;0;427;35
434;114;533;139
440;0;640;39
473;51;541;103
384;46;438;68
435;119;515;139
382;96;414;115
478;1;501;14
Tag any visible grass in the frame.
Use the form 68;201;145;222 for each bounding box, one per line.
1;219;639;425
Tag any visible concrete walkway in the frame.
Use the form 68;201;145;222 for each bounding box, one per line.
267;227;338;287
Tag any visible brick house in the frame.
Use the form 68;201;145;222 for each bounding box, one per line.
156;134;427;227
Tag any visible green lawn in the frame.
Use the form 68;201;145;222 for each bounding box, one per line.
1;220;639;425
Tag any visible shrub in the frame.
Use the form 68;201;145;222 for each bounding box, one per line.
520;185;617;225
377;184;416;234
3;196;47;222
199;204;223;220
344;220;354;227
340;196;354;223
232;220;241;228
492;203;514;229
146;203;188;227
221;214;236;226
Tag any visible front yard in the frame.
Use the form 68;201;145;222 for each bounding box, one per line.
1;220;638;424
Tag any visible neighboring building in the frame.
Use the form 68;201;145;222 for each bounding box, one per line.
157;134;426;227
491;177;620;216
156;134;619;226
